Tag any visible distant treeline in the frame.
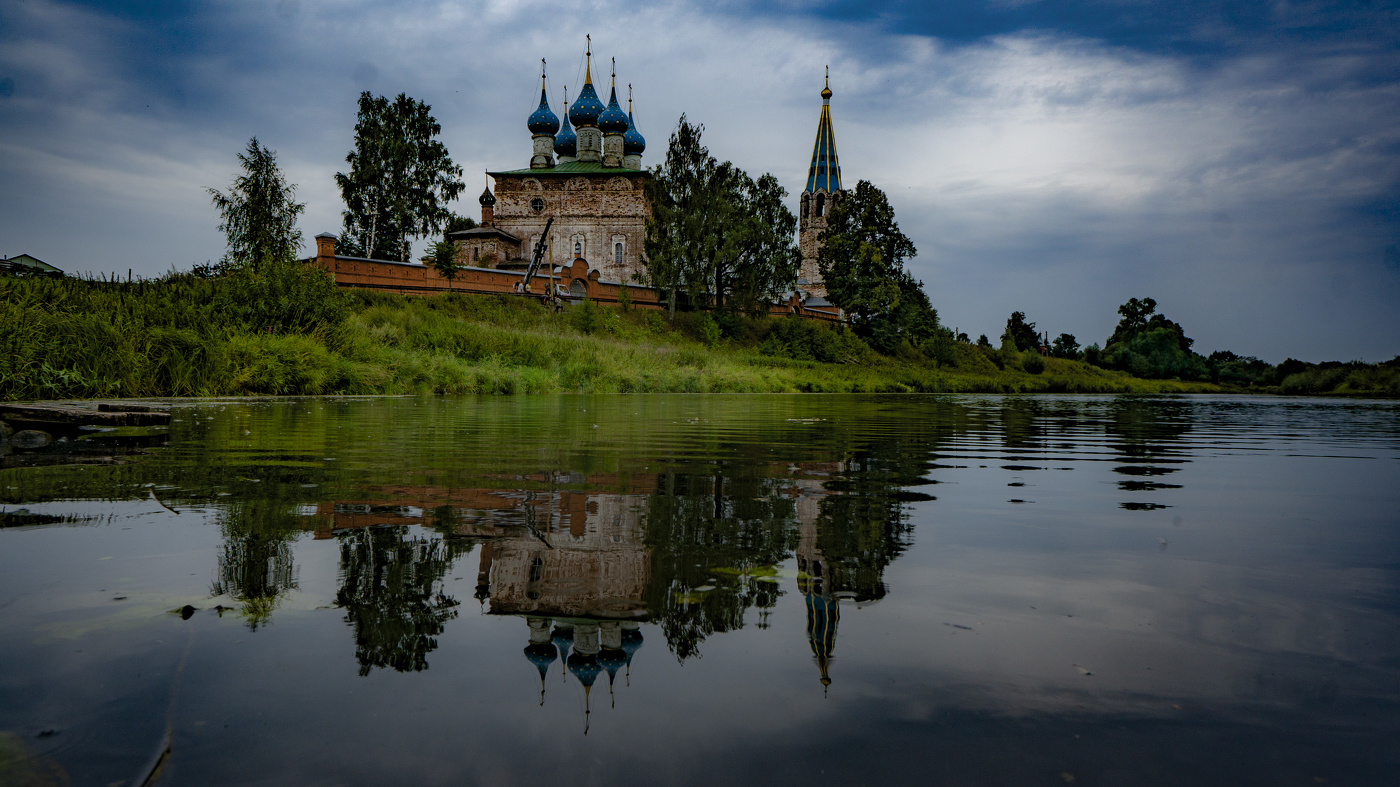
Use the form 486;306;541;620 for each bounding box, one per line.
973;297;1399;397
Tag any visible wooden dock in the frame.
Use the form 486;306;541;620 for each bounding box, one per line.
0;403;171;428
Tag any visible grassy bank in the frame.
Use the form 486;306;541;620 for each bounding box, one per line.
2;271;1226;399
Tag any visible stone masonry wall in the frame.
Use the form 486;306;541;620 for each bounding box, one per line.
492;172;649;284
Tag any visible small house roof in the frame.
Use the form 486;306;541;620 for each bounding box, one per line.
1;254;63;276
447;226;522;244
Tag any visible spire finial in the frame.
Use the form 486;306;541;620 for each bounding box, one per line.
541;57;547;87
585;35;593;85
628;83;632;111
821;66;833;101
611;57;616;88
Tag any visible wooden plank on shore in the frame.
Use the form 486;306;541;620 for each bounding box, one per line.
0;403;171;427
97;403;152;413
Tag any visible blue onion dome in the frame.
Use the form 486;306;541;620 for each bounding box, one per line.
598;648;626;681
623;107;645;156
551;626;574;659
555;92;577;156
527;83;560;135
598;79;629;134
619;625;643;664
524;643;557;679
568;60;605;128
566;652;602;688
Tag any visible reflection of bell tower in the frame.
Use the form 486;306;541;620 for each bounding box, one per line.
797;526;839;695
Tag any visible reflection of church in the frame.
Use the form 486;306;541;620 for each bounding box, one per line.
472;489;651;729
309;458;901;708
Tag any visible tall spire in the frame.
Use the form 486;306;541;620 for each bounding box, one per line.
568;35;605;129
805;67;841;194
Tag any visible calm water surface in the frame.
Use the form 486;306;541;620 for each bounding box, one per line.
1;394;1397;786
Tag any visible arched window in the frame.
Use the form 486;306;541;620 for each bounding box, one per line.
574;240;582;257
614;242;624;266
800;194;809;219
815;193;825;217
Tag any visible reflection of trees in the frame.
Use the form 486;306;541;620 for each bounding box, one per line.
812;443;923;598
335;526;466;675
210;500;303;629
1104;398;1193;459
642;471;796;660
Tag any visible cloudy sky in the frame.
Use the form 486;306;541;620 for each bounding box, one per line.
2;0;1398;362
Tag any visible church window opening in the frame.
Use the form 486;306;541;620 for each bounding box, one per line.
472;247;479;262
528;557;543;583
801;195;809;219
815;193;825;217
574;240;582;256
531;197;544;213
614;242;624;266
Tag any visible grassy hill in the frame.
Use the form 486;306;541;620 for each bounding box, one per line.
1;270;1229;400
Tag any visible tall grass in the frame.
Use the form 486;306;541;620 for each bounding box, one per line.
2;272;1224;400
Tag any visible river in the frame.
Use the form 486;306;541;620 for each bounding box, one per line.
1;394;1397;785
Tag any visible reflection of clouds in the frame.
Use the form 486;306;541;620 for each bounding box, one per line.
865;525;1400;717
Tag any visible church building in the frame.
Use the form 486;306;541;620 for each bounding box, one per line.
447;44;845;307
450;42;650;287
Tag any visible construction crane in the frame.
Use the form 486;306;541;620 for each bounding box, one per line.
520;217;554;299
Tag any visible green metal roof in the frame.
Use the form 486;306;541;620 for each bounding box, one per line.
488;161;649;177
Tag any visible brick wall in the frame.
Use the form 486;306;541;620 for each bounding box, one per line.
309;235;839;322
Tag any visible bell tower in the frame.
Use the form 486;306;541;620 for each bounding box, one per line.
797;68;842;297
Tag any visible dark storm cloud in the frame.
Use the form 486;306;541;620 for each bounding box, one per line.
1;0;1397;361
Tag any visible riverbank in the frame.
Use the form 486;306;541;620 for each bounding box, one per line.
37;270;1400;398
2;272;1225;399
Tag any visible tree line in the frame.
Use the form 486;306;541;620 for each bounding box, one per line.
978;297;1399;389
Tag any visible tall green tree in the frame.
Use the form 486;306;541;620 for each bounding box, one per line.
1001;311;1039;352
817;180;936;352
643;116;798;318
644;115;725;319
208;137;305;270
1099;297;1207;379
718;173;800;313
336;92;465;262
1050;333;1080;359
